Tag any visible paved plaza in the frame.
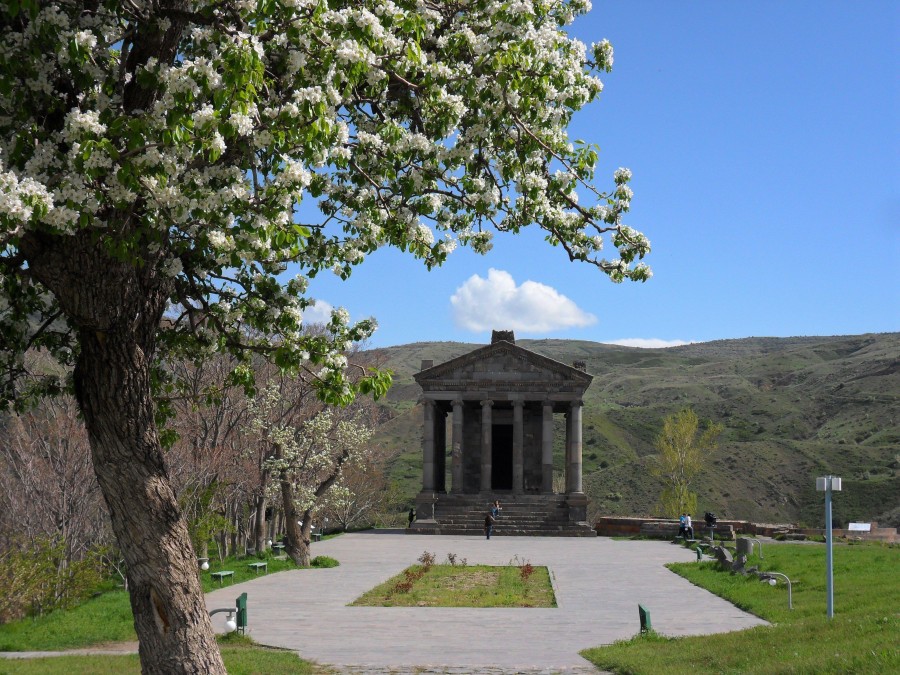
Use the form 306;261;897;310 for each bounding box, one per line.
205;531;767;673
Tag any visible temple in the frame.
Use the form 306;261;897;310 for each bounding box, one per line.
409;331;596;536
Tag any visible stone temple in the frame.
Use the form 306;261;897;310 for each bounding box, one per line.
409;331;596;536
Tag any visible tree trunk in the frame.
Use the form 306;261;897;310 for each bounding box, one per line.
229;502;238;555
279;476;310;566
300;509;314;558
74;330;225;674
218;527;228;561
253;494;267;553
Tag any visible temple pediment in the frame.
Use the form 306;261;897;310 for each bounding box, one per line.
415;340;592;393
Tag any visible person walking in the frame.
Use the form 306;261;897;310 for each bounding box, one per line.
484;512;495;539
407;507;416;528
684;513;694;539
678;513;688;538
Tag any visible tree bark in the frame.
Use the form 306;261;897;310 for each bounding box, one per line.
75;330;225;674
279;475;310;566
20;228;226;674
253;493;267;553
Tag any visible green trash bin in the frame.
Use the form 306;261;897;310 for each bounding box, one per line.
235;592;248;634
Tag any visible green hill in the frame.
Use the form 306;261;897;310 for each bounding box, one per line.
367;333;900;528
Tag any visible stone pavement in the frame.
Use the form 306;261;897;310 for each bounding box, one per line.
206;531;767;673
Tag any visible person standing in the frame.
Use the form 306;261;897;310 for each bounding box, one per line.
678;513;688;538
407;507;416;528
684;513;693;539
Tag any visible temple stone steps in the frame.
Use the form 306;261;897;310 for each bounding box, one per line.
410;494;596;537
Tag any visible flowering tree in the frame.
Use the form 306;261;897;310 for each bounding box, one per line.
250;386;373;566
0;0;650;671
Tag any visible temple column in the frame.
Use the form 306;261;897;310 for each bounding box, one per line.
435;408;446;492
542;401;554;493
513;400;524;494
564;409;574;492
480;400;493;492
451;399;464;493
568;400;584;494
422;399;435;491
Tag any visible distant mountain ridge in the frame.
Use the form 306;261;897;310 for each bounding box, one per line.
368;333;900;528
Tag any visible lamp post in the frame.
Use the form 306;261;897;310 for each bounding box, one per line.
760;572;793;609
816;475;841;619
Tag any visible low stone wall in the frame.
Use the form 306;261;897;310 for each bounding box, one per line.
594;516;734;540
594;516;898;543
799;523;897;543
639;521;681;538
593;516;650;537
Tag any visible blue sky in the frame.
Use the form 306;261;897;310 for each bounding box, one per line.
305;1;899;349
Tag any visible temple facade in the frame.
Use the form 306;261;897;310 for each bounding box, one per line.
410;331;596;536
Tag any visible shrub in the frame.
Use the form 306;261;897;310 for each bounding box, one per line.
0;538;106;622
310;556;339;568
520;563;535;582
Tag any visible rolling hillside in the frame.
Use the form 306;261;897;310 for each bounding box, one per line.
367;333;900;528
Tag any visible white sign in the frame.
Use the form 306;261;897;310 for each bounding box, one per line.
848;523;871;532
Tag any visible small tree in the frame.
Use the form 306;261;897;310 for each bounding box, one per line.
249;383;373;566
650;408;722;518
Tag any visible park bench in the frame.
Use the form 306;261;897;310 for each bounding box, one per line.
247;561;267;575
211;570;234;585
311;532;322;542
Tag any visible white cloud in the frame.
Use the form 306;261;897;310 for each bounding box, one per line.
601;338;693;349
302;299;333;325
451;268;596;333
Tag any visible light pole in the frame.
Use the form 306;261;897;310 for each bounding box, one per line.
816;475;841;619
760;572;793;609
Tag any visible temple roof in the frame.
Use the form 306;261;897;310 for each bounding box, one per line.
414;339;592;397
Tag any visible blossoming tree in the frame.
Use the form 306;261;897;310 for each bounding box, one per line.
249;384;374;566
0;0;650;671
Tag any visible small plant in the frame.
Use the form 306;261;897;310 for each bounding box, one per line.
403;568;425;582
418;550;436;569
520;563;535;582
310;556;339;568
445;552;467;566
509;555;534;581
393;580;414;594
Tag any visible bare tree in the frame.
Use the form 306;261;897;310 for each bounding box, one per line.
0;396;108;561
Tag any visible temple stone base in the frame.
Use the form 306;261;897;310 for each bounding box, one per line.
408;492;596;537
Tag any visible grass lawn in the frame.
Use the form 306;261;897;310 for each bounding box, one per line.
352;563;557;608
0;554;331;652
0;635;322;674
581;542;900;674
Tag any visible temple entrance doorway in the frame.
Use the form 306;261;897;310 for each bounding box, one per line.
491;424;513;490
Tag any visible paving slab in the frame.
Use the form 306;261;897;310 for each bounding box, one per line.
206;532;767;673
